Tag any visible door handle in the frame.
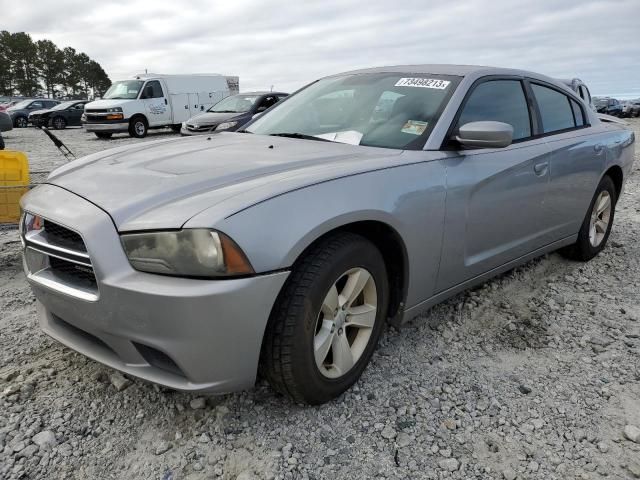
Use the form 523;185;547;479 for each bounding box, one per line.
164;98;168;105
533;162;549;176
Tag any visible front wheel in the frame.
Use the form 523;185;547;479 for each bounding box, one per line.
52;116;66;130
129;116;148;138
560;175;617;261
14;116;28;128
260;232;389;404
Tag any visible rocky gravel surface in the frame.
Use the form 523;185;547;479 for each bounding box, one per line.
1;121;640;479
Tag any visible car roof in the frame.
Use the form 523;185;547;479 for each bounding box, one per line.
236;91;288;96
329;64;568;89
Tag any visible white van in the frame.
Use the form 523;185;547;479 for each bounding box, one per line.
83;73;239;139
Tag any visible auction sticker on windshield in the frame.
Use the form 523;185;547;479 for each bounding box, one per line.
395;78;450;89
401;120;428;135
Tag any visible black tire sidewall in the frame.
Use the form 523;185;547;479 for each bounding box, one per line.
287;237;388;403
575;175;617;259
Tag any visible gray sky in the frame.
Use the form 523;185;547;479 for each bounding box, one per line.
3;0;639;97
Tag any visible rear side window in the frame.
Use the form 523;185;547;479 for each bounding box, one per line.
570;99;585;127
531;84;576;133
457;80;531;140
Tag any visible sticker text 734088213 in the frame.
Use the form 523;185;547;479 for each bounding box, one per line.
394;78;451;89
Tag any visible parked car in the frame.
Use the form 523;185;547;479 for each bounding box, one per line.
594;97;623;116
0;100;20;112
83;73;239;139
181;91;288;135
20;65;635;404
557;78;595;111
6;99;60;127
0;111;12;149
621;101;640;118
29;100;89;129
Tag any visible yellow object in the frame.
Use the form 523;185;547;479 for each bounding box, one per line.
0;150;30;224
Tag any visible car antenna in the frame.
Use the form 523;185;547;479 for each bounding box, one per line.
37;126;76;161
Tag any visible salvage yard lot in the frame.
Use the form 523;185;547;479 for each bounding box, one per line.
1;121;640;479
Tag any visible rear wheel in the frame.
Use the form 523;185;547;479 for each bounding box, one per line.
129;116;148;138
560;175;616;261
52;116;66;130
14;116;28;128
95;132;113;139
261;232;389;404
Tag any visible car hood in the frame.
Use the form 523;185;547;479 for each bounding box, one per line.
85;99;133;109
186;111;246;125
46;133;406;231
29;109;51;116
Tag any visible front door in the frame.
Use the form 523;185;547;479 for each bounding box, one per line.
436;78;551;291
141;80;171;126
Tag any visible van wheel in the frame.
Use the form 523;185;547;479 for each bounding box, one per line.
95;132;112;139
129;116;148;138
560;175;616;261
260;232;389;404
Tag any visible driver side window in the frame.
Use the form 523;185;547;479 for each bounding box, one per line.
456;80;532;141
142;81;164;99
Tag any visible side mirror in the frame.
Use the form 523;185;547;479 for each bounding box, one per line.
455;121;513;149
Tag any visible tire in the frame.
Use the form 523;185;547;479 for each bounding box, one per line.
52;116;66;130
260;232;389;404
560;175;617;261
14;116;28;128
170;124;181;132
94;132;113;139
129;116;148;138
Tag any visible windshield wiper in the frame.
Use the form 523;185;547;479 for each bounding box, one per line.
213;110;239;113
268;133;331;142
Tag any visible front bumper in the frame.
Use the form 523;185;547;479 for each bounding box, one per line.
21;184;289;393
84;121;129;133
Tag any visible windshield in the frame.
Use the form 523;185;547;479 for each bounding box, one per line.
208;94;260;113
103;80;144;100
246;73;459;149
50;101;77;111
10;100;32;109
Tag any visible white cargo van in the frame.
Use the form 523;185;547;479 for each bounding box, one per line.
83;73;239;139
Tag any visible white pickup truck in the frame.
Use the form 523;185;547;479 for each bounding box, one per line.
83;73;239;139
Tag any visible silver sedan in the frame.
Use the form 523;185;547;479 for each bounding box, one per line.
21;65;635;404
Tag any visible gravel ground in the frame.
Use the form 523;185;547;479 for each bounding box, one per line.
1;121;640;480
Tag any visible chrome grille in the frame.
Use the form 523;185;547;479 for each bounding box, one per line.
186;123;216;132
22;213;98;301
43;219;87;252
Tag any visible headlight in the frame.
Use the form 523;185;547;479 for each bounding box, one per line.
107;107;123;113
120;229;254;278
215;121;238;131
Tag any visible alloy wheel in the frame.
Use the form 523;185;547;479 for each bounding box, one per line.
314;267;377;379
134;121;146;136
589;190;612;247
16;117;27;128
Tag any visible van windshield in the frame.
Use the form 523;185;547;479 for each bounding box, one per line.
103;81;144;100
246;73;460;150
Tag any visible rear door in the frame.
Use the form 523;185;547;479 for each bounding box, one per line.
141;80;172;126
436;77;552;291
528;81;605;240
